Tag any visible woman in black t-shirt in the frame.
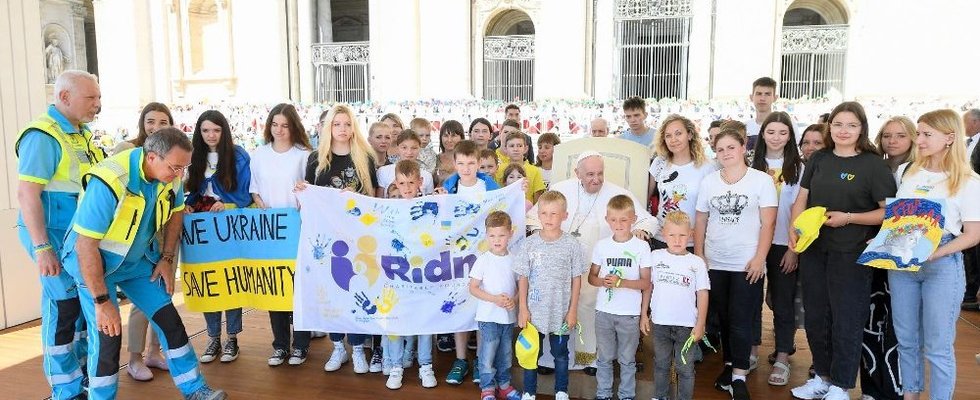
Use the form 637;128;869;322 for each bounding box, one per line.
297;104;379;374
788;102;897;400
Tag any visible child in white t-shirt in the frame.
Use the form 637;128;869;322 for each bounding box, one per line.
381;160;438;390
643;211;710;400
468;211;522;400
588;195;652;400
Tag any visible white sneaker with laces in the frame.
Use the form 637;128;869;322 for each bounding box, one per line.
419;364;437;388
386;367;404;390
554;392;569;400
351;345;369;374
791;375;830;399
324;344;348;372
822;386;849;400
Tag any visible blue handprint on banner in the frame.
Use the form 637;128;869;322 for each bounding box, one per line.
440;291;467;313
354;291;377;315
411;201;439;220
454;202;480;217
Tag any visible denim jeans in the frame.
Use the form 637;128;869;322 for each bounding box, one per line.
523;333;569;395
382;335;433;367
595;311;640;399
889;241;964;400
799;247;871;389
652;324;699;400
478;322;515;391
328;333;366;346
203;308;243;338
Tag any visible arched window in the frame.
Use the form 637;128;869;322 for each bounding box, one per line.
780;0;849;99
613;0;692;100
483;9;535;101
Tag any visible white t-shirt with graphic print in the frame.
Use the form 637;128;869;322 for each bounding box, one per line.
590;236;652;316
649;158;716;244
696;168;778;272
649;250;710;328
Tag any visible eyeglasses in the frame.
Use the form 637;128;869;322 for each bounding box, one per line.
161;157;190;174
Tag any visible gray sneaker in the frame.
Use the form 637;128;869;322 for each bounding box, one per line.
185;386;227;400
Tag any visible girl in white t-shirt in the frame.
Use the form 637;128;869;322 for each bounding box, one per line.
648;114;714;250
250;104;314;367
694;129;777;400
749;111;804;386
890;110;980;400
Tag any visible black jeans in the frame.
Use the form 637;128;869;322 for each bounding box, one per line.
751;245;799;354
270;311;311;351
799;247;871;389
964;245;979;301
708;270;763;371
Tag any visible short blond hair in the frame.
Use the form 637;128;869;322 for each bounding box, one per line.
536;190;567;211
662;210;691;229
606;194;635;214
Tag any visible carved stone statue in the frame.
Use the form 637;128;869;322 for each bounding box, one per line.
44;37;70;84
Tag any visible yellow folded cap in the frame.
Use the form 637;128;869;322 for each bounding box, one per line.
515;322;540;370
793;206;828;253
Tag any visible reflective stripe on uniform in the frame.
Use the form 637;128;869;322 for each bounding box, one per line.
166;343;192;360
46;368;83;385
45;343;73;356
172;367;200;386
88;373;119;388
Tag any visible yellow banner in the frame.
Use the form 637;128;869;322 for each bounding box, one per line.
180;259;295;312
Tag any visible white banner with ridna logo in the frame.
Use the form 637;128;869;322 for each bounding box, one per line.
293;183;526;335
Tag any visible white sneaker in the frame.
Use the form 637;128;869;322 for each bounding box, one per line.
419;364;437;388
324;343;348;372
352;345;369;374
823;386;849;400
382;361;392;376
520;394;535;400
554;392;569;400
386;367;404;390
791;375;830;399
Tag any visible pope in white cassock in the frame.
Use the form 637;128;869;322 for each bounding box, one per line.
526;151;657;373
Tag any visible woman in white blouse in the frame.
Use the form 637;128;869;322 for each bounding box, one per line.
890;109;980;400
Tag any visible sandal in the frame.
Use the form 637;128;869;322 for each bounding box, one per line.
768;361;790;386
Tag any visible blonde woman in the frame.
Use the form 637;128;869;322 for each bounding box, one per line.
876;116;918;173
890;109;980;400
859;116;917;400
647;114;714;251
297;104;379;374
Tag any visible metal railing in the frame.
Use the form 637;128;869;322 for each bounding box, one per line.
780;25;848;99
483;35;534;101
613;0;692;100
312;41;370;103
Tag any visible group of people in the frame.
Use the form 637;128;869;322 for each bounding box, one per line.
16;70;980;400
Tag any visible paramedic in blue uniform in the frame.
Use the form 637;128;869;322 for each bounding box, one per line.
62;128;227;400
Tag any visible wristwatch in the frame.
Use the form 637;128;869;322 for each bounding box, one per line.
94;293;110;304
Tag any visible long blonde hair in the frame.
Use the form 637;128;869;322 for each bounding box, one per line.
875;116;917;171
315;104;376;195
906;109;977;195
654;114;707;167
